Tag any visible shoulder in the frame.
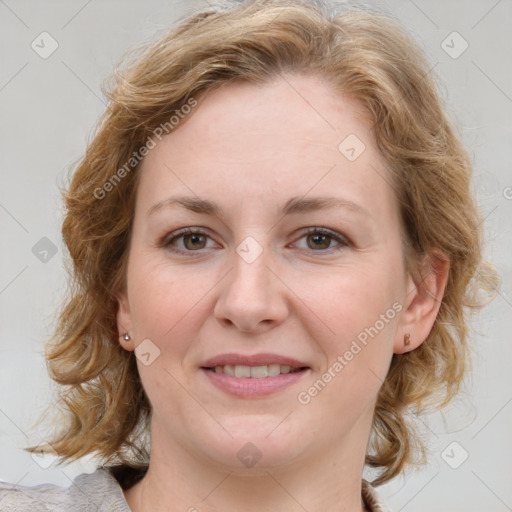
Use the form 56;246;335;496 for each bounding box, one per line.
362;480;393;512
0;467;131;512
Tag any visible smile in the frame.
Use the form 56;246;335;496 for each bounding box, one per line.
205;364;304;378
199;353;310;397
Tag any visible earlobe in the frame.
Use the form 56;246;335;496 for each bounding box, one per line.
115;289;135;351
394;252;450;354
119;332;135;351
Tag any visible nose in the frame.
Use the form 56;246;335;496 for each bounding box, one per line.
213;243;289;334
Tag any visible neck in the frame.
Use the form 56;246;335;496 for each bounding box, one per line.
124;422;372;512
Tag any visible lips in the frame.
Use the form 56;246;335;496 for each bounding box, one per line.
201;353;309;369
200;353;310;397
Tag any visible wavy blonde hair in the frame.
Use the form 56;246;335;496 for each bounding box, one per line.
29;0;498;485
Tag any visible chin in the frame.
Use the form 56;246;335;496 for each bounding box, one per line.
190;415;310;471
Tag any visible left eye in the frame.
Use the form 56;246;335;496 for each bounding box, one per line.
293;228;348;252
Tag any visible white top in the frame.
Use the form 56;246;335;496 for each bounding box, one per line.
0;467;392;511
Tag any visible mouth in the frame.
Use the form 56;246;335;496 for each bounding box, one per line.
202;364;307;378
200;353;310;397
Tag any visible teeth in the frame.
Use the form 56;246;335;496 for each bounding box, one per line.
211;364;302;377
267;364;281;376
234;365;251;378
224;365;235;376
250;365;268;378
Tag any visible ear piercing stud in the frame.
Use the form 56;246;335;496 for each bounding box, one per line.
404;332;411;346
122;333;131;342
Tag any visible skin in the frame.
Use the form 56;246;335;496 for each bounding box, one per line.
116;73;448;512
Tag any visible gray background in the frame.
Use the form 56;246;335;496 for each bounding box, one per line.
0;1;511;510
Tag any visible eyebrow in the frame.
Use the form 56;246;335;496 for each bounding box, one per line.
146;195;370;219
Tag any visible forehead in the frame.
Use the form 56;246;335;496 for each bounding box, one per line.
161;74;372;162
136;74;397;225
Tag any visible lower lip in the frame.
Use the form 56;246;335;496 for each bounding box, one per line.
201;368;310;398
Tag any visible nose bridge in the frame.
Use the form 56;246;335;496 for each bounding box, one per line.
233;234;271;293
214;233;288;332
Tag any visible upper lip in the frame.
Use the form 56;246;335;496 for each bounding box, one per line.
201;353;309;369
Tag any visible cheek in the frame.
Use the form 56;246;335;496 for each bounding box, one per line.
299;263;401;343
126;260;213;413
301;262;401;400
298;268;400;423
127;256;220;354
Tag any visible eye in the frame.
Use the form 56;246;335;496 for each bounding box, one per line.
293;227;349;253
163;228;218;253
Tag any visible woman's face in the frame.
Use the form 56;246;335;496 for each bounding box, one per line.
117;74;418;472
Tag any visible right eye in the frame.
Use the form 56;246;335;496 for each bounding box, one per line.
163;228;219;254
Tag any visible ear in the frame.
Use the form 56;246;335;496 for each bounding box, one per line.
394;252;450;354
115;288;135;352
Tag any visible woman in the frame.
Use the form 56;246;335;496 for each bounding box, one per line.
0;0;498;510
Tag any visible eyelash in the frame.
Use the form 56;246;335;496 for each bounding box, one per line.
161;227;350;255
